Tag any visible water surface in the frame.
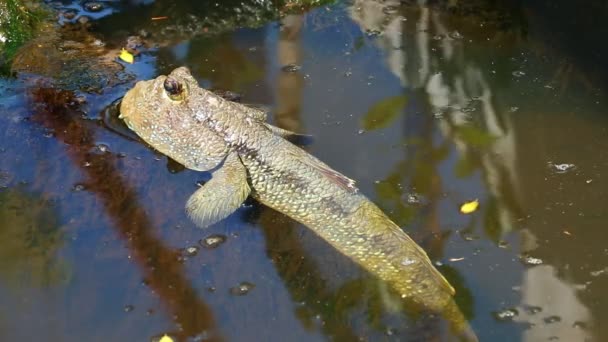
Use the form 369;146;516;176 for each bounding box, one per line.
0;1;606;341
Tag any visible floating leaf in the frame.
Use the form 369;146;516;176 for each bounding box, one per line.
119;48;134;64
460;199;479;214
361;95;407;130
159;335;174;342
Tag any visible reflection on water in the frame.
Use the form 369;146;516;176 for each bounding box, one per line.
515;265;591;341
0;187;67;289
1;0;607;341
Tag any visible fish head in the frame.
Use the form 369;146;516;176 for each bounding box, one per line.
119;67;229;171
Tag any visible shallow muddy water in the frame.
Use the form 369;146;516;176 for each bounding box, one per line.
0;1;607;341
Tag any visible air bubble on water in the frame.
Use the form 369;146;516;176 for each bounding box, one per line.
83;1;105;13
404;193;422;204
72;183;86;192
450;31;464;39
43;129;55;138
200;234;227;249
544;315;562;324
512;70;525;77
230;282;255;296
493;308;518;321
192;331;211;342
523;305;542;315
498;240;509;249
96;143;110;153
124;304;134;313
572;321;588;330
281;64;301;73
382;6;398;14
183;246;199;257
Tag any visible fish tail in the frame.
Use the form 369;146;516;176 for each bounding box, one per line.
442;300;478;342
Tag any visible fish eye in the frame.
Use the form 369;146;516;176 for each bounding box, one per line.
163;77;184;101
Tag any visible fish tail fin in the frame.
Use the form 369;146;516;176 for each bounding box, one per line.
442;300;478;342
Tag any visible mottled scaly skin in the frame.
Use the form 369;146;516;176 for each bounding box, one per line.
120;68;475;340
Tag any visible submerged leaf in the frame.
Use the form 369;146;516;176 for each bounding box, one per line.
119;48;133;64
455;126;498;147
361;95;407;130
460;199;479;214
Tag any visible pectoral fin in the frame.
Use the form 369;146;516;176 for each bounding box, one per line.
185;152;251;228
265;123;313;145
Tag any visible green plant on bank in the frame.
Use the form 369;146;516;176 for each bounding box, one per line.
0;0;45;74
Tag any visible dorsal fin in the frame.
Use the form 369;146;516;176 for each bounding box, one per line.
289;150;357;193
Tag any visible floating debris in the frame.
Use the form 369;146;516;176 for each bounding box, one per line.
199;234;227;249
124;304;134;313
493;308;518;321
512;70;526;77
119;48;134;64
230;282;255;296
449;257;466;262
590;267;608;277
520;255;543;266
549;162;576;174
460;232;479;241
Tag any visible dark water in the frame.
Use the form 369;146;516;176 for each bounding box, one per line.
1;1;607;341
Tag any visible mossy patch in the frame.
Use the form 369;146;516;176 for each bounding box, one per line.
0;0;46;74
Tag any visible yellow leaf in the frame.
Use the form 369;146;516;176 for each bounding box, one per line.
159;335;174;342
119;48;134;64
460;199;479;214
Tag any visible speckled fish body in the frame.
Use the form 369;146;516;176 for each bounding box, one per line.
119;67;475;340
